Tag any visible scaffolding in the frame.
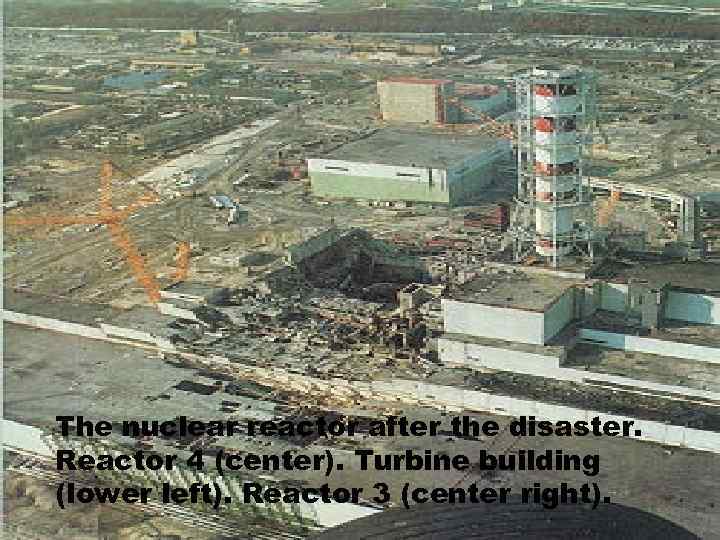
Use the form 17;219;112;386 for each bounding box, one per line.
510;65;598;268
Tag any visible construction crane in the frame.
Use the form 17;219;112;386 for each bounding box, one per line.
173;241;191;282
597;188;622;227
4;160;188;305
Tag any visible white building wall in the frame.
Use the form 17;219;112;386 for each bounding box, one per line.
100;323;158;344
5;310;176;351
665;290;720;325
597;285;720;326
578;328;720;364
442;299;545;345
4;310;106;340
157;302;200;321
308;159;445;186
99;323;176;351
438;336;562;374
543;288;575;343
1;419;54;457
375;381;720;453
600;282;628;312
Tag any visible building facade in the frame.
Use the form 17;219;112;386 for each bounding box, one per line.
308;133;511;206
377;78;459;124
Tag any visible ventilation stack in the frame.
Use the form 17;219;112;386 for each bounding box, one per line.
511;66;598;268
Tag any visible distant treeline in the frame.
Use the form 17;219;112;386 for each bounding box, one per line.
6;2;719;40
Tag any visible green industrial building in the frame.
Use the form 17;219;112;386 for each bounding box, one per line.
307;128;512;206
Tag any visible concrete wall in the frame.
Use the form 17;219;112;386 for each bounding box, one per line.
157;302;200;321
598;284;720;326
578;328;720;364
438;336;562;373
1;419;55;457
578;283;601;319
443;299;545;345
369;379;720;454
600;282;628;312
286;227;344;265
442;286;572;346
378;81;449;124
665;290;720;326
4;310;106;340
5;310;175;351
308;160;449;204
543;288;575;343
447;142;511;206
100;323;176;350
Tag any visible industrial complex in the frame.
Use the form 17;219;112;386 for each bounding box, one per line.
3;3;720;539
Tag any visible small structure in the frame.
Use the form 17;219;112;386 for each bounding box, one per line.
397;283;433;314
160;282;232;306
179;30;199;47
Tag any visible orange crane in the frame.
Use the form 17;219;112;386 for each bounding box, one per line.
597;188;622;227
5;160;174;304
173;241;191;282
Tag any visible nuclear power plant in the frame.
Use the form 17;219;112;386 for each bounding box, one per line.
4;15;720;539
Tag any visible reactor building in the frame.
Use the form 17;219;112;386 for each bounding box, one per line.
307;128;512;206
307;77;513;206
437;67;720;434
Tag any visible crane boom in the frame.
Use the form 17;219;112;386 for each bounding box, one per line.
5;159;164;305
173;241;191;283
107;221;162;303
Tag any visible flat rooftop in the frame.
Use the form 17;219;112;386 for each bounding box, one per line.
585;310;720;349
382;77;452;85
4;287;117;325
448;271;580;312
603;260;720;292
3;323;278;430
4;288;178;332
324;128;502;170
566;343;720;395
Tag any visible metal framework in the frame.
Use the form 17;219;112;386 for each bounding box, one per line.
510;65;598;268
